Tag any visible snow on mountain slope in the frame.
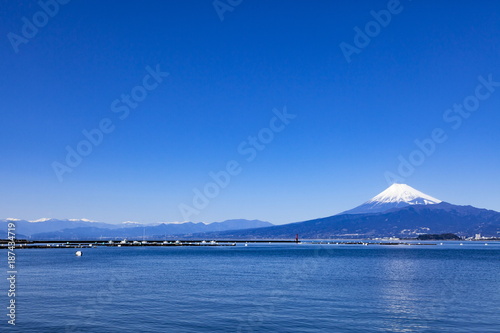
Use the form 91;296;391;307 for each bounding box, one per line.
340;183;442;215
367;183;441;205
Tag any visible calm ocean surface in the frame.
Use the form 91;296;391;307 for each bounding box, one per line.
2;242;500;332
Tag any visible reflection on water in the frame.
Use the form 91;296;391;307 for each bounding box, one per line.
377;254;431;332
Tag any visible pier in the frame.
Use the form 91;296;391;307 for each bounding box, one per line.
0;239;438;249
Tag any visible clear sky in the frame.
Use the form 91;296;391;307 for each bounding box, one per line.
1;0;500;224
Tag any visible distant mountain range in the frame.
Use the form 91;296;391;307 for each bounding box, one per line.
0;219;273;240
2;184;500;240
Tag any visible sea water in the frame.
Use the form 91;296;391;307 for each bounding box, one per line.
1;242;499;332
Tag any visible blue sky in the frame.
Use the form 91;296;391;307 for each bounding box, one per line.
1;0;500;224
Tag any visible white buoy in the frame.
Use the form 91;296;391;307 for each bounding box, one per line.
75;251;83;256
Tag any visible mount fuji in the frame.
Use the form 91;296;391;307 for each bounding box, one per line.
195;184;500;239
341;183;442;215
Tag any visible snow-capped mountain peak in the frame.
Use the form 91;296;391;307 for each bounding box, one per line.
340;183;442;215
367;183;441;205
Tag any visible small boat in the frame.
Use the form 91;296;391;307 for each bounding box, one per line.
75;251;83;256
